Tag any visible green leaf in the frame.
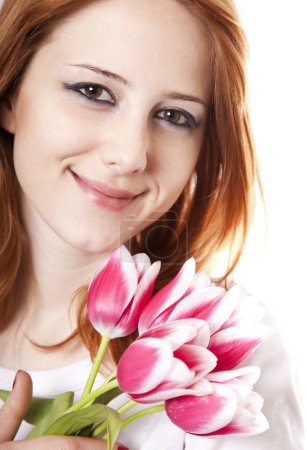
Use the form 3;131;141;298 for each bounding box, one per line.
0;390;10;402
90;404;121;449
106;407;121;450
24;397;55;425
1;388;122;445
26;391;74;439
0;390;54;425
93;386;123;406
76;424;94;437
42;404;111;435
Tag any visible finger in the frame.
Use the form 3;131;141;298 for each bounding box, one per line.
0;370;33;442
0;435;128;449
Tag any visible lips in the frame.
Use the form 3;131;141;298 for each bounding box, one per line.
69;169;140;211
70;169;137;199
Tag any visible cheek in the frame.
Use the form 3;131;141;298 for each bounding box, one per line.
157;173;191;211
12;85;96;168
154;134;201;197
151;150;198;215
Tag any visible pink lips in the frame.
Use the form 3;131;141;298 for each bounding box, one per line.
70;169;139;211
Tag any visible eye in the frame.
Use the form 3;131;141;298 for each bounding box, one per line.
63;82;115;105
155;108;199;129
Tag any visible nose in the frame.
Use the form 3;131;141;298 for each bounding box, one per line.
100;115;149;175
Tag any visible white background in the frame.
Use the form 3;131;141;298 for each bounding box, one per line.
232;0;307;411
1;0;306;414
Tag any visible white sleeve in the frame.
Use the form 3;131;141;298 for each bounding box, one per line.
184;315;305;450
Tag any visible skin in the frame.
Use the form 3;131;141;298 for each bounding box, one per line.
0;0;212;446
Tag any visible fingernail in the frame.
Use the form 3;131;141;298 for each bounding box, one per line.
118;446;130;450
12;370;21;389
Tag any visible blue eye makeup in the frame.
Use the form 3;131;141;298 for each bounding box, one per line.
63;82;116;105
155;108;199;129
63;82;200;129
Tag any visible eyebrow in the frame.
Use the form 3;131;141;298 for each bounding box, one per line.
68;63;207;109
69;63;131;87
164;91;207;109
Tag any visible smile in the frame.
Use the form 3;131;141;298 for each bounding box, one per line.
69;169;138;212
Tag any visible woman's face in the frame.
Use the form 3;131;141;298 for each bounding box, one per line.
2;0;211;255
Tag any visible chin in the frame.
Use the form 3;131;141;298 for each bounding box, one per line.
60;229;122;255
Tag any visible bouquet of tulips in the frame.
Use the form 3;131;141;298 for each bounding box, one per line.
0;246;274;449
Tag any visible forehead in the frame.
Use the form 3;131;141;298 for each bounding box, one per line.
28;0;212;99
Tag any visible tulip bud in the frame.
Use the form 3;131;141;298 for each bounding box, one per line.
87;245;161;338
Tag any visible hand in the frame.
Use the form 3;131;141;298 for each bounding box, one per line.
0;370;127;449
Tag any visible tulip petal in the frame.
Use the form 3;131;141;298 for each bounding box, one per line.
233;406;255;426
133;253;151;279
117;338;173;394
87;246;138;336
129;375;212;404
188;377;213;394
196;286;241;334
222;291;265;329
208;367;261;405
165;383;238;434
205;417;269;436
141;357;195;395
209;324;274;371
164;357;195;386
186;320;210;348
166;286;226;332
130;261;161;314
246;391;264;413
139;319;203;351
174;345;217;378
126;357;196;404
138;257;196;333
190;272;212;289
207;366;261;385
114;261;161;337
205;411;269;437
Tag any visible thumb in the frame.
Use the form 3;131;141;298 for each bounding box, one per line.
0;370;33;442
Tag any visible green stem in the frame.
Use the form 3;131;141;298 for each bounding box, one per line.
65;379;119;414
117;399;138;415
91;420;108;438
98;403;165;441
80;369;118;409
103;369;117;384
91;398;137;438
120;404;165;430
80;335;111;401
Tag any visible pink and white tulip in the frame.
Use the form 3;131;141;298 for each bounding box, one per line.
117;319;217;403
138;257;222;334
138;259;273;370
206;287;274;371
87;245;161;338
165;366;269;437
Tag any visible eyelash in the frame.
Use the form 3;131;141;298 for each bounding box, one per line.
63;82;199;129
64;82;115;105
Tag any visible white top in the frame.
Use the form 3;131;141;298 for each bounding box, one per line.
0;329;305;449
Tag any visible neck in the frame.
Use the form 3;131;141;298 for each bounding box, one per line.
1;201;117;368
19;219;110;320
12;234;109;350
31;243;103;306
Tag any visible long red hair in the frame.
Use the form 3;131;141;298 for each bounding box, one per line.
0;0;262;364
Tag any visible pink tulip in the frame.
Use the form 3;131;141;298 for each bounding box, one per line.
87;245;161;338
165;366;269;437
138;257;223;334
117;319;217;403
206;288;274;371
138;260;273;370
